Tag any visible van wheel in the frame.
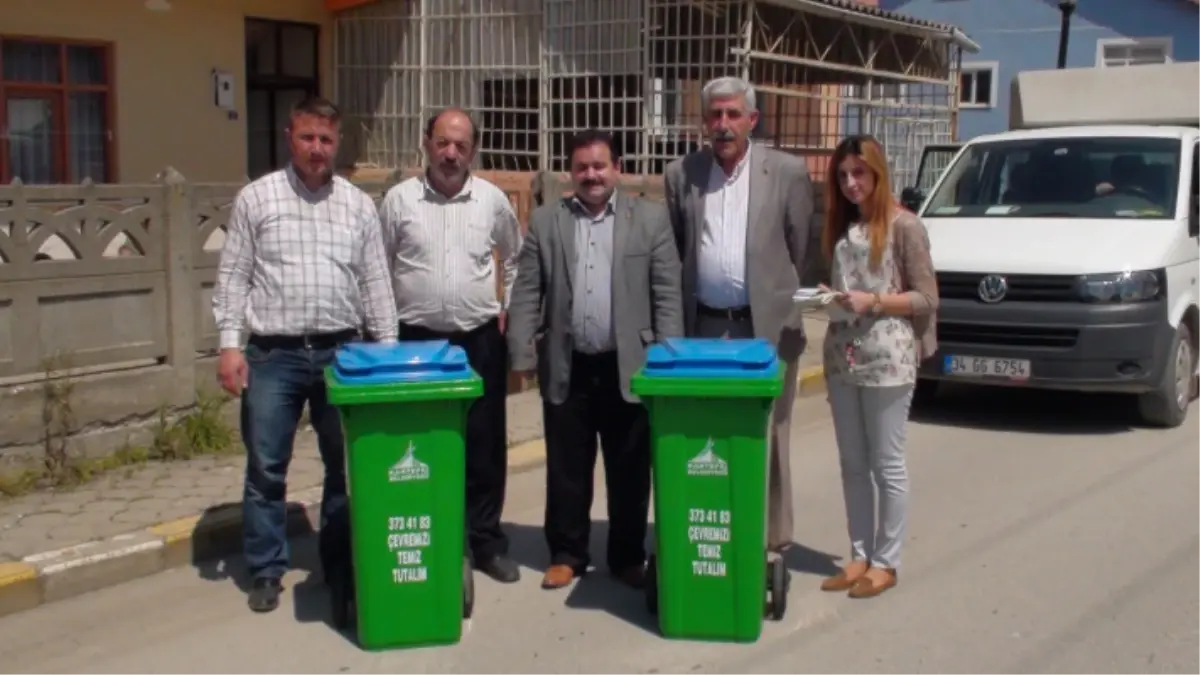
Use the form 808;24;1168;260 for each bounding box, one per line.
1137;323;1195;428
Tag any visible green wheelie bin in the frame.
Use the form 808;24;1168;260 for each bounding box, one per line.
324;340;482;650
630;337;790;642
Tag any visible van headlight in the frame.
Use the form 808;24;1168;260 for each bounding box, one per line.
1078;269;1164;303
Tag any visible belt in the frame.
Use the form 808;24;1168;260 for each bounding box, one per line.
697;303;752;321
400;317;498;339
572;350;618;363
247;329;359;351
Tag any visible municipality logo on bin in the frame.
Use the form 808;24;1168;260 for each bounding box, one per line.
686;438;728;477
388;441;430;482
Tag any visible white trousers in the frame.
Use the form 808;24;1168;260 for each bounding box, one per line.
826;381;914;569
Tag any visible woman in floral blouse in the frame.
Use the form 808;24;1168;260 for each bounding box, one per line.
818;135;939;599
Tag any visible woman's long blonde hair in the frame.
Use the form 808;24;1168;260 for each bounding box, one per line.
821;135;895;271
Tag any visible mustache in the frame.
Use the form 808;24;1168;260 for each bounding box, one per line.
712;130;737;142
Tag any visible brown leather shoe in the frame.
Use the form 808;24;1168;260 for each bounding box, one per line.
541;564;579;590
613;564;646;589
847;567;897;599
819;560;869;592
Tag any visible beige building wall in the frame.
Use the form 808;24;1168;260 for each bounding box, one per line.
0;0;333;183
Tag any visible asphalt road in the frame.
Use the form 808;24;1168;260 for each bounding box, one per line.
1;384;1196;674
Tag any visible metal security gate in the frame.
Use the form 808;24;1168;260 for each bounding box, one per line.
872;115;953;194
333;0;542;171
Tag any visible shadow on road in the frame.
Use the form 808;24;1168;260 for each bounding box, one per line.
188;501;341;639
782;542;843;579
506;520;843;635
186;500;843;643
290;539;361;648
504;520;550;574
191;500;320;595
563;573;660;635
505;520;660;635
911;382;1143;435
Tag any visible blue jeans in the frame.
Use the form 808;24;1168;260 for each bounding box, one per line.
241;339;348;581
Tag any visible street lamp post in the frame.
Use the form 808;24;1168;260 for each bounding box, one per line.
1057;0;1078;69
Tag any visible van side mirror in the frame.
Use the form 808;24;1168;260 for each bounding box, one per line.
900;187;925;213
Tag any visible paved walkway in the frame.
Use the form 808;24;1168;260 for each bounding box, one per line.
0;316;828;565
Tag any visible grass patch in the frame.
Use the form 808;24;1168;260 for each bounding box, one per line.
147;389;238;462
0;383;239;499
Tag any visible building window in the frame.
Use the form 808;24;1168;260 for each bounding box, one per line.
959;62;997;109
246;19;319;180
0;37;114;184
1097;37;1173;67
872;81;909;104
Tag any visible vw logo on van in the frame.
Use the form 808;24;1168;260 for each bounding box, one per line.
978;274;1009;303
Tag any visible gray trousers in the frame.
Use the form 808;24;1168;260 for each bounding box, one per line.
696;313;797;550
826;380;914;570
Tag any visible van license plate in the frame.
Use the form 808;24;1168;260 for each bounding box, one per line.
944;355;1031;380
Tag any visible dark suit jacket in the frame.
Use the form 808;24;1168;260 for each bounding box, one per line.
663;146;816;361
507;192;684;405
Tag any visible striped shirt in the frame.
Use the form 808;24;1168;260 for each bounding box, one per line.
380;173;523;333
697;144;752;309
570;195;616;354
212;166;399;349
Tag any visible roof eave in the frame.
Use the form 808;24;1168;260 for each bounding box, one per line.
952;28;982;54
759;0;980;53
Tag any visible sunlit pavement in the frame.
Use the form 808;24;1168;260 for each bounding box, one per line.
1;385;1196;674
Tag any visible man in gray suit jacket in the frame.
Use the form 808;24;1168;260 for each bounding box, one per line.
663;76;815;554
508;130;684;590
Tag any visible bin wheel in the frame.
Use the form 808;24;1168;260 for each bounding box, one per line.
330;575;355;630
765;559;791;594
644;554;659;616
767;557;788;621
462;557;475;619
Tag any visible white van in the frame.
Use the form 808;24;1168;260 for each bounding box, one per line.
902;62;1200;427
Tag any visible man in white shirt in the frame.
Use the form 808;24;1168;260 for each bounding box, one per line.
212;96;398;613
379;108;524;583
664;76;815;556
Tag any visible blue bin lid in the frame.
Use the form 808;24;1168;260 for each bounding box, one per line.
640;337;779;378
331;340;473;385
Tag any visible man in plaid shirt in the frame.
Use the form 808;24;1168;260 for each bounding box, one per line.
212;96;398;613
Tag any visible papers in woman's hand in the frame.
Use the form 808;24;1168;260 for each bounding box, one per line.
784;287;837;327
789;287;856;324
791;287;838;310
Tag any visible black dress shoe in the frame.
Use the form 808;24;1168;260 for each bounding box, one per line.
613;564;647;589
248;576;283;613
476;554;520;583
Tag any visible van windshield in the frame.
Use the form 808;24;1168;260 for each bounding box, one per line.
923;136;1182;219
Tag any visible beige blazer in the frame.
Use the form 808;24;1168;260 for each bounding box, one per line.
663;146;817;362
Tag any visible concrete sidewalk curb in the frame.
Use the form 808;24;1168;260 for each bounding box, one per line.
0;365;826;619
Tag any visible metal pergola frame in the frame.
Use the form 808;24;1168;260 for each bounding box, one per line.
333;0;977;181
